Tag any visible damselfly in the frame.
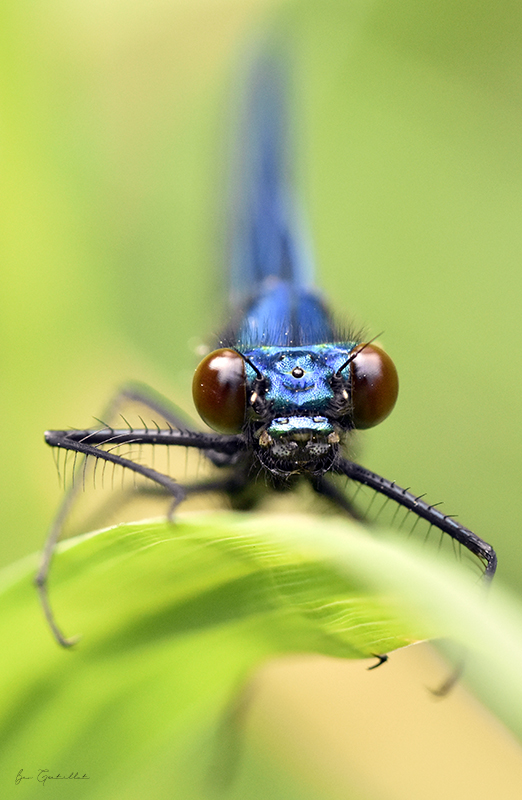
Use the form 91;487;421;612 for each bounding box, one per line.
37;60;496;646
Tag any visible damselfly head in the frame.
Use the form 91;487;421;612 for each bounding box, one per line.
192;341;399;475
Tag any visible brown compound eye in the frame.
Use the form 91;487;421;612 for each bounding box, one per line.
192;348;247;433
350;344;399;429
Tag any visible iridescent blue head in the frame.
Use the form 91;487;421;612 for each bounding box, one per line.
192;339;398;476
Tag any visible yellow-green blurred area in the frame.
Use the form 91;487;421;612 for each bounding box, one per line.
3;0;522;798
4;0;522;583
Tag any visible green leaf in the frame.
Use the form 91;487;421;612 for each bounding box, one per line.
1;512;522;799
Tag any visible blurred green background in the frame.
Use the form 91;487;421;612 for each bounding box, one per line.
3;0;521;591
3;0;522;796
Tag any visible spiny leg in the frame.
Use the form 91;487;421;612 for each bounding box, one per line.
334;457;496;692
309;474;367;521
101;382;234;468
334;457;496;582
37;427;243;646
36;434;186;646
37;383;197;624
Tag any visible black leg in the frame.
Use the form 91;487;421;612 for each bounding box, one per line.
99;382;240;468
309;474;368;520
45;427;242;454
38;419;244;646
334;457;497;583
368;653;388;670
37;381;200;643
36;432;189;646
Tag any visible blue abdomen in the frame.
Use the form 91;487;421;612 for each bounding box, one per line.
226;58;337;349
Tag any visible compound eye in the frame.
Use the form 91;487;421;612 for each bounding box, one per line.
350;344;399;429
192;348;246;433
